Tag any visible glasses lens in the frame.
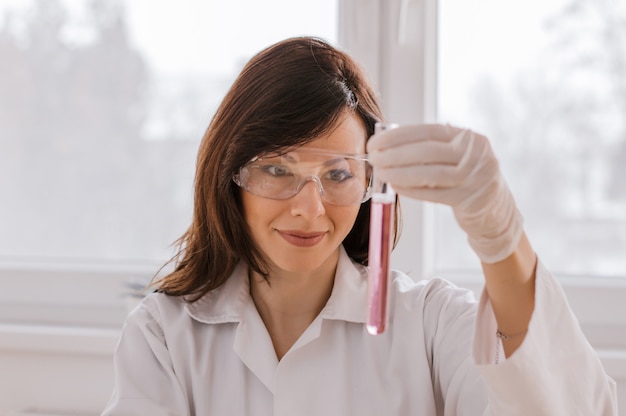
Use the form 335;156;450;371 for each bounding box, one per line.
234;150;372;205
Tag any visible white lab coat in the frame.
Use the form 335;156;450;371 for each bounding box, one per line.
102;247;617;415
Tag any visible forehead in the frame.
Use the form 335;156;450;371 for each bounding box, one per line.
265;149;366;166
299;112;368;155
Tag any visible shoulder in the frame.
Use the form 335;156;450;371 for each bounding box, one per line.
387;270;479;350
124;292;189;335
389;269;478;316
135;291;186;315
390;269;476;299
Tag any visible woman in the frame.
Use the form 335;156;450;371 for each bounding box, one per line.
102;37;617;415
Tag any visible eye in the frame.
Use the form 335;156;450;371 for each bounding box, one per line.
326;169;354;183
261;164;292;177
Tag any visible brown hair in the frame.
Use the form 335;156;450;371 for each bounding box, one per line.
154;36;397;301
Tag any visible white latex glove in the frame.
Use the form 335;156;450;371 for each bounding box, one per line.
367;124;524;264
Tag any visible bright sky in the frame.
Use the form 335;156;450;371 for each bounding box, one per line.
438;0;570;122
0;0;337;75
0;0;571;78
0;0;568;99
124;0;337;74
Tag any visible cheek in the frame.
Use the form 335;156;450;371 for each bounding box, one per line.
240;192;281;232
240;192;253;225
240;192;263;233
333;205;362;235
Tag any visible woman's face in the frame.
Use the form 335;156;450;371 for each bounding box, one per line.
240;112;368;275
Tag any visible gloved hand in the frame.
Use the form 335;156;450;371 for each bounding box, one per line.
366;124;524;264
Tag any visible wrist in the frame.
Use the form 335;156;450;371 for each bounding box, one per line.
455;179;523;263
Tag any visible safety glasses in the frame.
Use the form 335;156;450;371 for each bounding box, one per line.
233;148;372;205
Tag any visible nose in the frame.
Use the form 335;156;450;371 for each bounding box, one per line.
290;177;326;219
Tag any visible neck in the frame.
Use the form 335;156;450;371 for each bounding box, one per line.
249;251;338;359
250;261;337;324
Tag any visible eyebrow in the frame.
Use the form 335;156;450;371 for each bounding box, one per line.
253;149;369;165
281;154;360;169
277;148;368;160
298;148;369;160
282;153;298;163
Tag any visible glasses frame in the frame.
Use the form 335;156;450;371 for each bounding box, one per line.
232;148;373;205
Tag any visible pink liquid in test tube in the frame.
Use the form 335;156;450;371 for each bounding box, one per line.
367;188;394;335
367;122;397;335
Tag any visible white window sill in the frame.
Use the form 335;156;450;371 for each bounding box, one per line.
0;323;119;356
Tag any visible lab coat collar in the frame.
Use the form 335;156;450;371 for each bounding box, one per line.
184;247;369;393
320;245;368;324
184;261;251;324
184;245;369;325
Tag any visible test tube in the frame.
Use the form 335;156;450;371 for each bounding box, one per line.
366;122;397;335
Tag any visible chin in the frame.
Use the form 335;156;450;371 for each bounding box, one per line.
267;247;339;275
272;256;326;274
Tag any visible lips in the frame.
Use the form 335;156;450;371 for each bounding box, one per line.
277;230;326;247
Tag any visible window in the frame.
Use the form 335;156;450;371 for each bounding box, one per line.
437;0;626;278
340;0;626;360
0;0;337;264
0;0;338;327
1;0;624;333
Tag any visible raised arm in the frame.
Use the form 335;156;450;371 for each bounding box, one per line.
480;231;536;357
367;124;617;414
367;125;540;356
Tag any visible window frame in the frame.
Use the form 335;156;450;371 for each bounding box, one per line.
0;0;624;359
339;0;626;356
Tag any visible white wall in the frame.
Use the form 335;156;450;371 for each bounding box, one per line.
1;313;624;415
0;325;117;415
1;353;112;415
0;267;134;415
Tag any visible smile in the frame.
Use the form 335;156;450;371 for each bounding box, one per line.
277;230;326;247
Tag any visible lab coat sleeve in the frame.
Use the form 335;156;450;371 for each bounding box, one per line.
101;301;190;416
421;279;489;415
473;259;618;415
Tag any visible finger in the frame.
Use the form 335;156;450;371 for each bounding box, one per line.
393;186;460;205
367;123;465;152
367;135;467;168
369;130;478;177
376;164;468;188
